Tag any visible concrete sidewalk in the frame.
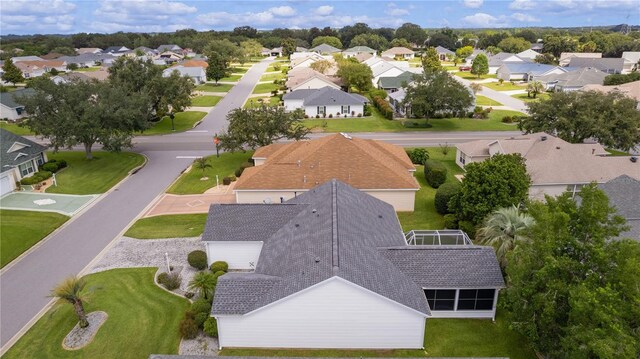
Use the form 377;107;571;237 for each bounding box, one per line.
144;192;235;217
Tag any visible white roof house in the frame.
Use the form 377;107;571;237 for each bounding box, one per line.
283;87;367;117
559;52;602;66
381;47;415;60
162;66;206;84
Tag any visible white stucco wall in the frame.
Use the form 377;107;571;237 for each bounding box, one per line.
283;99;304;112
454;149;487;169
204;241;264;270
303;104;364;117
292;78;339;91
217;277;426;349
0;104;25;121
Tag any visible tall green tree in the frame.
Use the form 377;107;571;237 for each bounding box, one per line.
390;38;412;49
1;59;24;85
311;36;343;49
50;276;90;328
218;107;309;152
543;35;578;57
281;38;297;58
336;60;373;92
455;46;474;61
240;39;263;57
402;70;473;120
497;37;531;53
204;39;242;60
20;77;148;159
526;81;545;98
394;23;427;45
503;185;639;358
450;154;530;226
477;206;535;267
471;53;489;78
206;51;229;84
520;91;640;151
349;33;389;51
534;53;556;65
421;47;441;71
309;59;332;74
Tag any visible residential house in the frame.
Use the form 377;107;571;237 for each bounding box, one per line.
465;49;487;65
309;43;342;55
598;175;640;241
530;42;544;52
158;51;184;64
103;46;131;55
58;53;115;68
485;52;529;74
10;56;43;62
582;80;640;109
622;51;640;73
19;60;66;73
370;60;406;86
291;55;323;69
0;88;34;121
180;59;208;68
133;47;158;56
283;87;367;119
496;62;566;82
435;46;454;61
285;68;341;91
290;51;325;61
388;88;409;116
40;52;64;60
455;132;640;200
382;47;415;60
14;62;45;78
157;44;182;52
536;67;607;92
260;47;271;56
0;129;48;196
377;71;416;92
516;49;540;61
296;46;308;52
559;52;602;66
568;57;625;74
76;48;103;54
355;52;374;63
205;180;504;349
270;47;283;57
343;46;377;58
51;69;109;84
162;66;206;84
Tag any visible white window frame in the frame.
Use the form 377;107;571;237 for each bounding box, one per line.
341;105;350;114
19;161;35;177
317;106;326;115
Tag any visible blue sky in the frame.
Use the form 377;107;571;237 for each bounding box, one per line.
1;0;639;35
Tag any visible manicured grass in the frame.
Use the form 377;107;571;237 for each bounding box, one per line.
74;67;102;72
252;82;281;94
457;72;497;80
191;95;222;107
443;65;459;71
46;151;145;195
482;82;525;91
244;96;281;108
260;72;285;82
3;268;189;359
511;92;550;102
606;148;631;156
219;74;242;82
476;95;503;106
195;83;233;92
0;210;69;268
304;109;523;133
230;67;249;74
266;65;289;72
142;111;207;135
397;148;462;231
167;151;254;194
0;121;34;135
125;213;207;239
424;310;536;359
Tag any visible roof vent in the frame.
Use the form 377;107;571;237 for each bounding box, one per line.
303;175;307;183
314;257;320;263
541;135;547;141
297;160;301;167
556;146;561;149
378;214;383;218
340;132;352;140
295;223;300;227
631;157;638;163
312;209;317;214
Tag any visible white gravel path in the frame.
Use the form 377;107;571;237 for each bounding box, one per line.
179;333;219;356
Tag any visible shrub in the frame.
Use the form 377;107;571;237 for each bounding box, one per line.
424;160;447;188
235;167;244;177
222;176;231;185
187;250;208;270
369;88;387;99
443;214;459;229
191;299;212;315
240;162;254;169
408;148;430;165
184;292;195;299
363;104;372;116
315;114;320;119
328;114;333;118
372;96;394;120
230;175;236;182
357;113;362;117
161;272;181;290
434;182;460;214
20;176;41;185
458;220;477;239
502;116;513;123
304;114;309;119
157;272;169;284
179;317;198;339
41;162;59;173
57;159;68;169
203;317;218;337
34;171;52;180
210;261;228;273
194;312;209;329
213;270;226;278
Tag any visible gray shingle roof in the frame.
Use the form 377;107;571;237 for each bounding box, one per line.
0;88;34;109
1;128;47;170
568;57;625;72
209;180;505;316
434;46;454;55
378;71;417;89
538;67;607;88
309;44;341;53
599;175;640;241
283;87;367;106
487;52;528;67
344;46;376;53
499;62;559;75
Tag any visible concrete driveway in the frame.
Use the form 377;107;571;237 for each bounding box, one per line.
0;192;98;216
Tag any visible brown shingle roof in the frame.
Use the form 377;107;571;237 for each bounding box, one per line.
236;134;419;190
181;59;208;68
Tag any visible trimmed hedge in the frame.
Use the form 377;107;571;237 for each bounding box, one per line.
434;182;461;215
20;171;53;185
372;96;394;120
179;313;198;339
407;148;430;165
191;299;212;315
222;176;231;185
203;317;218;337
424;160;447;188
194;312;209;329
210;261;228;273
187;250;208;270
443;214;459;229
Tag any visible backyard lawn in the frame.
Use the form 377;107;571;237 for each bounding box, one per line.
125;214;207;239
456;72;497;80
260;73;285;82
252;82;281;94
230;67;249;74
266;64;289;72
511;92;550;102
3;268;189;359
482;82;525;91
191;95;222;107
0;121;34;135
46;151;145;195
0;210;69;268
219;74;242;82
244;96;281;108
475;95;502;106
143;111;207;135
167;151;254;194
396;148;462;231
74;67;102;72
195;83;233;92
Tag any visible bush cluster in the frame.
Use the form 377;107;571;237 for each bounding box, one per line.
222;176;231;185
473;106;492;119
20;171;52;185
210;261;229;273
368;89;387;99
443;214;458;229
41;159;67;173
187;250;208;270
434;182;460;214
372;96;394;120
407;148;430;165
157;271;182;290
179;311;199;339
424;160;447;188
203;317;218;337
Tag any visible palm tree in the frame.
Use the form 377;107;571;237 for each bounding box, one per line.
193;157;212;175
477;206;535;267
526;81;545;98
188;272;216;300
50;276;90;328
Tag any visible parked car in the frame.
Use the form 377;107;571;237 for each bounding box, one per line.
459;65;471;71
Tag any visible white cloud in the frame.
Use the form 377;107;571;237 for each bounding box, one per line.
90;0;196;32
2;0;76;15
511;12;540;22
464;0;484;9
1;0;75;33
387;2;410;16
462;13;505;27
509;0;536;10
268;6;296;17
313;5;334;16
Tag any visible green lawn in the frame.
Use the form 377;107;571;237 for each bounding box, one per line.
195;83;233;92
305;109;523;133
219;74;242;82
125;214;208;239
606;148;631;156
260;73;285;82
482;82;525;91
167;151;254;194
244;96;281;108
3;268;189;359
397;148;462;231
191;95;222;107
142;111;207;135
74;67;102;72
266;65;288;72
0;210;69;268
230;67;249;74
475;95;502;106
511;92;550;102
252;82;281;94
46;151;145;195
0;121;34;135
457;72;497;80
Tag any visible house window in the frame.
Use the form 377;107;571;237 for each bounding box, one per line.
424;289;456;310
341;105;350;114
317;106;326;115
18;161;35;177
459;155;466;165
457;289;496;310
36;153;45;166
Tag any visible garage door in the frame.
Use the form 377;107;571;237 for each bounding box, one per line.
0;175;14;196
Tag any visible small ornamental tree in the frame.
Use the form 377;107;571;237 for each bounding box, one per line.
421;47;441;72
1;59;24;85
471;53;489;78
206;51;229;84
50;276;90;328
423;159;447;188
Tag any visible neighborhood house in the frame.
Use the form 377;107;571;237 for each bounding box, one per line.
0;129;48;196
283;87;367;117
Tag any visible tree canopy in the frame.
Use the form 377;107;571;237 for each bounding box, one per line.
421;47;441;72
206;51;229;84
471;53;489;78
496;37;531;53
336;59;373;92
394;23;427;45
311;36;343;49
390;38;412;49
1;59;24;85
281;38;297;57
520;91;640;151
349;33;389;51
455;46;474;60
402;70;474;120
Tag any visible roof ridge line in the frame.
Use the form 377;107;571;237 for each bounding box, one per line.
331;179;339;272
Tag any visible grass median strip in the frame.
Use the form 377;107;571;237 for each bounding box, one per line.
0;121;34;135
124;213;208;239
195;83;233;92
142;111;207;135
475;95;503;106
167;151;254;194
252;82;280;94
191;96;222;107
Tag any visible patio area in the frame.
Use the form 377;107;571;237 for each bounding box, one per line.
0;192;98;216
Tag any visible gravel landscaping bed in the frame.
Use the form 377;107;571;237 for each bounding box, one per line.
179;332;219;356
62;311;108;350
